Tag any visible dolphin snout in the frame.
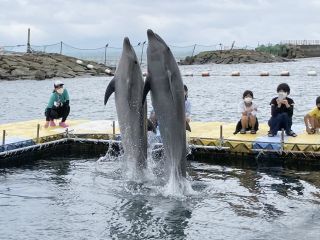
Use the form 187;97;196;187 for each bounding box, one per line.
123;37;131;48
147;29;155;40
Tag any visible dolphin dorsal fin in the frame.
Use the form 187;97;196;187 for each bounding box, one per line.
167;70;176;105
104;78;116;105
142;75;151;105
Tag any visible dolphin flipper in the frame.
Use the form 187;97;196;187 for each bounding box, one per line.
104;78;115;105
142;76;151;105
186;121;191;132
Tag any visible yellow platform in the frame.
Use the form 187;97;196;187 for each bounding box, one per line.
0;120;319;153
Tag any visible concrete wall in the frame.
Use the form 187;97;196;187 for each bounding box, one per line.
299;45;320;57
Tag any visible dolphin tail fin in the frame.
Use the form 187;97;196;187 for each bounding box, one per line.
142;76;151;105
186;121;191;132
104;78;115;105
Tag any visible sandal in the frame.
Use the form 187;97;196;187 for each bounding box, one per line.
286;130;297;137
268;132;276;137
240;129;246;134
307;128;316;134
250;130;256;134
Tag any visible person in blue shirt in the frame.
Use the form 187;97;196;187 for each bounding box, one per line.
44;80;70;128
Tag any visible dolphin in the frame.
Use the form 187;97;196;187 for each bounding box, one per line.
104;37;147;172
142;29;187;178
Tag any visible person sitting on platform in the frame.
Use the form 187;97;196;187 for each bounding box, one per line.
184;84;191;123
44;80;70;128
268;83;297;137
235;90;258;134
147;84;192;133
304;96;320;134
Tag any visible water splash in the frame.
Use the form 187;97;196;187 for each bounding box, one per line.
96;132;196;198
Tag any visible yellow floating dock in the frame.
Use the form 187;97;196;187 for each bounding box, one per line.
1;119;319;154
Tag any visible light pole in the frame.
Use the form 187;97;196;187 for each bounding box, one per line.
140;41;146;65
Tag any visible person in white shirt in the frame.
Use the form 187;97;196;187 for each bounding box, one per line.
238;90;258;134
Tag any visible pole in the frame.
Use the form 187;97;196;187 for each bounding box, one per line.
112;121;116;139
27;28;31;53
219;125;224;147
60;41;63;54
36;124;40;143
280;128;285;153
191;44;196;58
104;44;109;66
2;130;5;145
140;41;146;65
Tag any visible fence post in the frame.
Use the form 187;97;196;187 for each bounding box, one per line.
104;44;109;66
280;128;285;153
2;130;5;145
112;121;116;139
191;44;197;59
219;125;224;147
27;28;31;53
60;41;63;54
36;124;40;143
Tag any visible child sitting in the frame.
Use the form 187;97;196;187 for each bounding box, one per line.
304;96;320;134
268;83;297;137
235;90;258;134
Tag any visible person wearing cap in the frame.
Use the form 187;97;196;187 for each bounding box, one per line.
44;80;70;128
304;96;320;134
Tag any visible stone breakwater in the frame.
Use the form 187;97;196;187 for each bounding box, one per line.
180;49;291;65
0;53;114;80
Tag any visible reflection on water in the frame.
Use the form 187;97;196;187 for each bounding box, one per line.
0;158;319;240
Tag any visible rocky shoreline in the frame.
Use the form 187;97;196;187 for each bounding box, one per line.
180;49;291;65
0;53;114;80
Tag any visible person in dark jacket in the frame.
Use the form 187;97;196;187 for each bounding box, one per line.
268;83;297;137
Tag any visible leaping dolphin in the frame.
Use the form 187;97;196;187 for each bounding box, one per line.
104;37;147;172
142;29;187;179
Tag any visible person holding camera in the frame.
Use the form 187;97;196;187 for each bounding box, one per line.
268;83;296;137
44;80;70;128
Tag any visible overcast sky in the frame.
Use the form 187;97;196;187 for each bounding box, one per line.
1;0;320;48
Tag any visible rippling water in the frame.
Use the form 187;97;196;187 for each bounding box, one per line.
0;158;319;240
1;58;320;124
1;59;320;239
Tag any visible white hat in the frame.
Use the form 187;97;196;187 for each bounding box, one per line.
54;80;64;87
